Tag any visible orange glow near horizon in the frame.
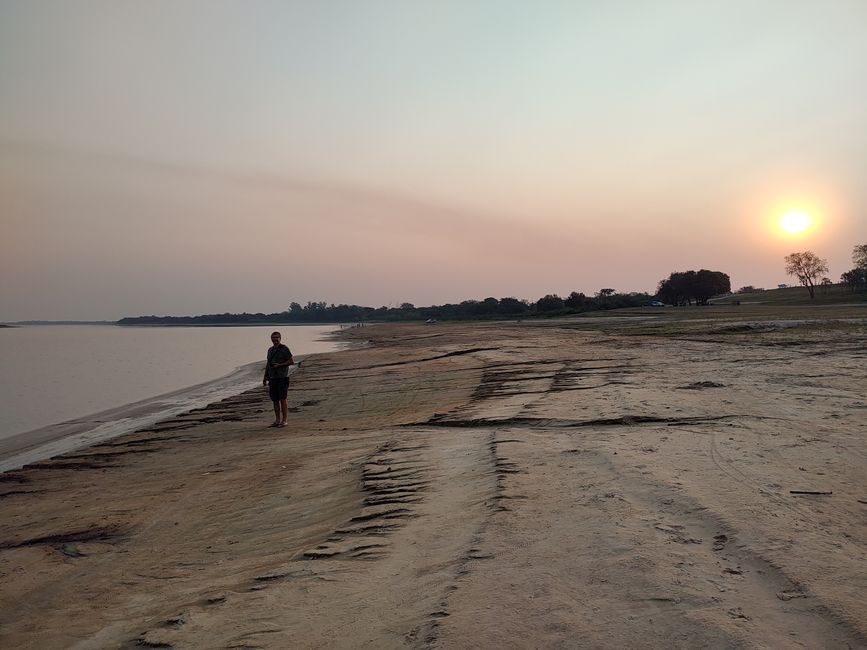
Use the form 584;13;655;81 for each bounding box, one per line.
756;192;831;243
742;186;842;254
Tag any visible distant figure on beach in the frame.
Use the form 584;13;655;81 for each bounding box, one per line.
263;331;294;427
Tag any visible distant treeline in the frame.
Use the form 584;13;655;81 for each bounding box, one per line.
117;292;656;325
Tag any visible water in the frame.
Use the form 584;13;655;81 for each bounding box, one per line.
0;324;342;470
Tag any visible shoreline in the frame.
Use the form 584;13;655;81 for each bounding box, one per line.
0;354;328;473
0;361;271;472
0;324;345;469
1;320;865;648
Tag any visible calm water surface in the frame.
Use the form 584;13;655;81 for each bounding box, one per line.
0;324;341;442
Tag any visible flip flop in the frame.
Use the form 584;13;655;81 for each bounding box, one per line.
269;422;281;428
278;423;288;428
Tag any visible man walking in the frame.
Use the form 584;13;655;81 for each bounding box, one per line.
263;331;294;427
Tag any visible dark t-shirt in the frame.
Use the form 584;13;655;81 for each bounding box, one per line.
266;343;293;379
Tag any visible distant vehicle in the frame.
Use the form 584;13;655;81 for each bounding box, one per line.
425;318;438;324
648;301;665;307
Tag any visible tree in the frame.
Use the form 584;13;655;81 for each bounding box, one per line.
692;269;731;305
536;294;565;312
564;291;587;309
841;268;867;292
853;244;867;270
656;269;729;306
596;288;615;298
498;297;527;314
480;297;500;315
784;251;829;299
457;300;483;317
657;272;692;306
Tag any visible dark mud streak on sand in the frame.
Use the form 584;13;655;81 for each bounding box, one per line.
412;414;759;429
354;347;500;370
1;525;127;550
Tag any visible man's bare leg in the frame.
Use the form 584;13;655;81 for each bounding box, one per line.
272;401;281;425
280;399;289;425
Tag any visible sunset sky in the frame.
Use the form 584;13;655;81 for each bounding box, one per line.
2;1;866;320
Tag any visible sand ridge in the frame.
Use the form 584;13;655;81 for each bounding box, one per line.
1;320;865;648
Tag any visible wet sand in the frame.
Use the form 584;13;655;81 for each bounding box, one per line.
1;319;866;648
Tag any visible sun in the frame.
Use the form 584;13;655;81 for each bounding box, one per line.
779;209;811;234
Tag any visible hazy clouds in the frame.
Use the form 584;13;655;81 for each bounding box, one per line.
2;1;866;319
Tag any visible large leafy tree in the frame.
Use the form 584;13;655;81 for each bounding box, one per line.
692;270;731;304
657;272;693;305
656;270;730;305
784;251;829;299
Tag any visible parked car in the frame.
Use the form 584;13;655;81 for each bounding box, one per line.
648;301;665;307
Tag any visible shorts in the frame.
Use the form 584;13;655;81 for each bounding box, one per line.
268;377;289;401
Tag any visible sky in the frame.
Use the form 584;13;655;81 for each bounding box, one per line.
2;0;866;320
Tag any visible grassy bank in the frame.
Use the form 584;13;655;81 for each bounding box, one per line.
711;284;866;305
526;299;867;341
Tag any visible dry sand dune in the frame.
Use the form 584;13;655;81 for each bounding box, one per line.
1;320;866;648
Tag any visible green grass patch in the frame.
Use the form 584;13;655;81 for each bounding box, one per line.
531;301;867;340
712;285;866;305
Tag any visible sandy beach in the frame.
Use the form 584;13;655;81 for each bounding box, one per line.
1;316;866;648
